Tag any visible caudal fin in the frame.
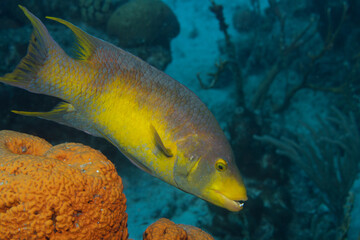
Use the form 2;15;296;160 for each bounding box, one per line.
0;6;60;92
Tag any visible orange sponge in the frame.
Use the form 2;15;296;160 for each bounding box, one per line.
143;218;214;240
0;130;128;240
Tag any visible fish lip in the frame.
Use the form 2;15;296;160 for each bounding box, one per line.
211;189;247;212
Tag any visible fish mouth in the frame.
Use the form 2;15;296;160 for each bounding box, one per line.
211;189;247;212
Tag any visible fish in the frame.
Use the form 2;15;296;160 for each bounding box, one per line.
0;6;247;211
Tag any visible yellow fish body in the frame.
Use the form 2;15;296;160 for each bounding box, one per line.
0;6;247;211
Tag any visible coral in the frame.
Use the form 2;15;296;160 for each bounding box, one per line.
0;130;128;240
177;223;215;240
129;45;172;70
143;218;187;240
79;0;113;26
143;218;214;240
232;6;261;32
203;0;245;106
107;0;180;48
254;108;360;221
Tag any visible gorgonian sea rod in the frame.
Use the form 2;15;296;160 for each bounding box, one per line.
0;6;247;211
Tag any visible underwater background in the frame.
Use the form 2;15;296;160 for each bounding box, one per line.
0;0;359;239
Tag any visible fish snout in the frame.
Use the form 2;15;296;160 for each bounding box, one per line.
210;189;248;212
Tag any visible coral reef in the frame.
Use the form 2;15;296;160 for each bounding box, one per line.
0;0;80;24
196;0;360;239
254;108;360;222
0;130;128;239
107;0;180;48
0;130;214;240
128;45;172;70
232;6;261;32
79;0;113;27
143;218;214;240
1;0;359;239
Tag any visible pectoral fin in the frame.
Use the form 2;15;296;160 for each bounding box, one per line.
151;124;173;158
12;102;101;137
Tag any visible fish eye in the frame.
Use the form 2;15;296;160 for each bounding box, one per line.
215;159;228;172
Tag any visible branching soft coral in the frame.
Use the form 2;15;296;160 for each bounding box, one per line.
254;108;360;221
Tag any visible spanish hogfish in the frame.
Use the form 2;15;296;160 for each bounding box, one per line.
0;6;247;211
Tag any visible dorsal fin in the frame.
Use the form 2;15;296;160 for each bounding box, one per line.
46;15;147;72
151;124;173;158
46;16;104;61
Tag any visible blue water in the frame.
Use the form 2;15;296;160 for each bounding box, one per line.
0;0;359;239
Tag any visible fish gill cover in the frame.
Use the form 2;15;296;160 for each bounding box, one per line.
0;0;360;240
